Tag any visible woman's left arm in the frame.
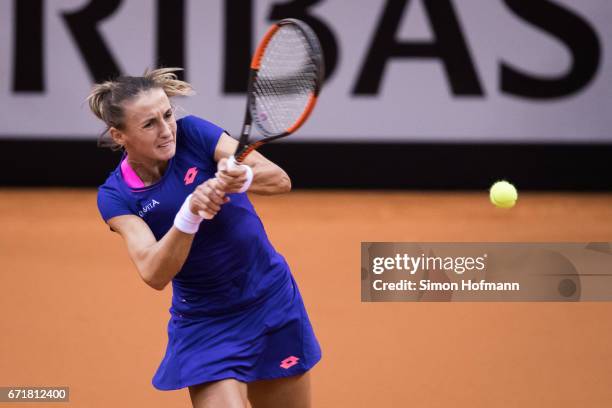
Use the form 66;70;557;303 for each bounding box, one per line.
213;132;291;195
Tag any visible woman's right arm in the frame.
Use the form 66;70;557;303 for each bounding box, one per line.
107;178;227;291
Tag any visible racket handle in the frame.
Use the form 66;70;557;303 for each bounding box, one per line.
227;155;238;170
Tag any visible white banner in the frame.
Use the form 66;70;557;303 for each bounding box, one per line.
1;0;610;142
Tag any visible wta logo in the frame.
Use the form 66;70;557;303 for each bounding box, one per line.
184;167;198;185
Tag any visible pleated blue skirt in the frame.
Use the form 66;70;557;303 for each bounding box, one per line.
152;274;322;390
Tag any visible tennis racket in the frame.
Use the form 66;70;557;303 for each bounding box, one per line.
200;19;323;219
228;18;324;167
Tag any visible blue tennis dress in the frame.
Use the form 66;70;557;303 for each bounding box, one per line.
97;115;322;390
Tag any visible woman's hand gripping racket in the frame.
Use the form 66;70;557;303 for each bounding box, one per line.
198;18;324;219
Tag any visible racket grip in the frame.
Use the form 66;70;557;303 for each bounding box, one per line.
227;155;238;170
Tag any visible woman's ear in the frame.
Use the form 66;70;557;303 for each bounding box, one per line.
109;127;126;148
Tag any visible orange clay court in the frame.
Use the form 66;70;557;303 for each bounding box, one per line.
1;189;612;407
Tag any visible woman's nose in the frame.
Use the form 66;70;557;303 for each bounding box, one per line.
160;119;172;137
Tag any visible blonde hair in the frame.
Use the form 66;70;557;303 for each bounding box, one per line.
87;67;194;149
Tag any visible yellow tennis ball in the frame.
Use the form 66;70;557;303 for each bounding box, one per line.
489;180;518;208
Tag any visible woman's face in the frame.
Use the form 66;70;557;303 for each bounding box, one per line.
112;88;177;163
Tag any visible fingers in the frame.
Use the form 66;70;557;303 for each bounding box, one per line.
197;196;231;219
198;209;213;219
218;157;247;178
190;178;230;219
198;209;215;220
215;173;248;194
215;158;249;194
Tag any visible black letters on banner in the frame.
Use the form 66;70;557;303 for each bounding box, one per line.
61;0;123;83
501;0;601;99
269;0;339;83
353;0;483;95
13;0;44;92
224;0;254;93
156;0;185;80
224;0;338;93
10;0;604;101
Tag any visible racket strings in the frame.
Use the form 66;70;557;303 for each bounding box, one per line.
253;25;319;136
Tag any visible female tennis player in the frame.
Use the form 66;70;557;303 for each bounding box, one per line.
89;68;321;408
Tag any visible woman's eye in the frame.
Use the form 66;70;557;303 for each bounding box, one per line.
143;122;153;128
165;111;173;119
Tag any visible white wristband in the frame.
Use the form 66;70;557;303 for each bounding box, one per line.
228;156;254;193
174;194;204;234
